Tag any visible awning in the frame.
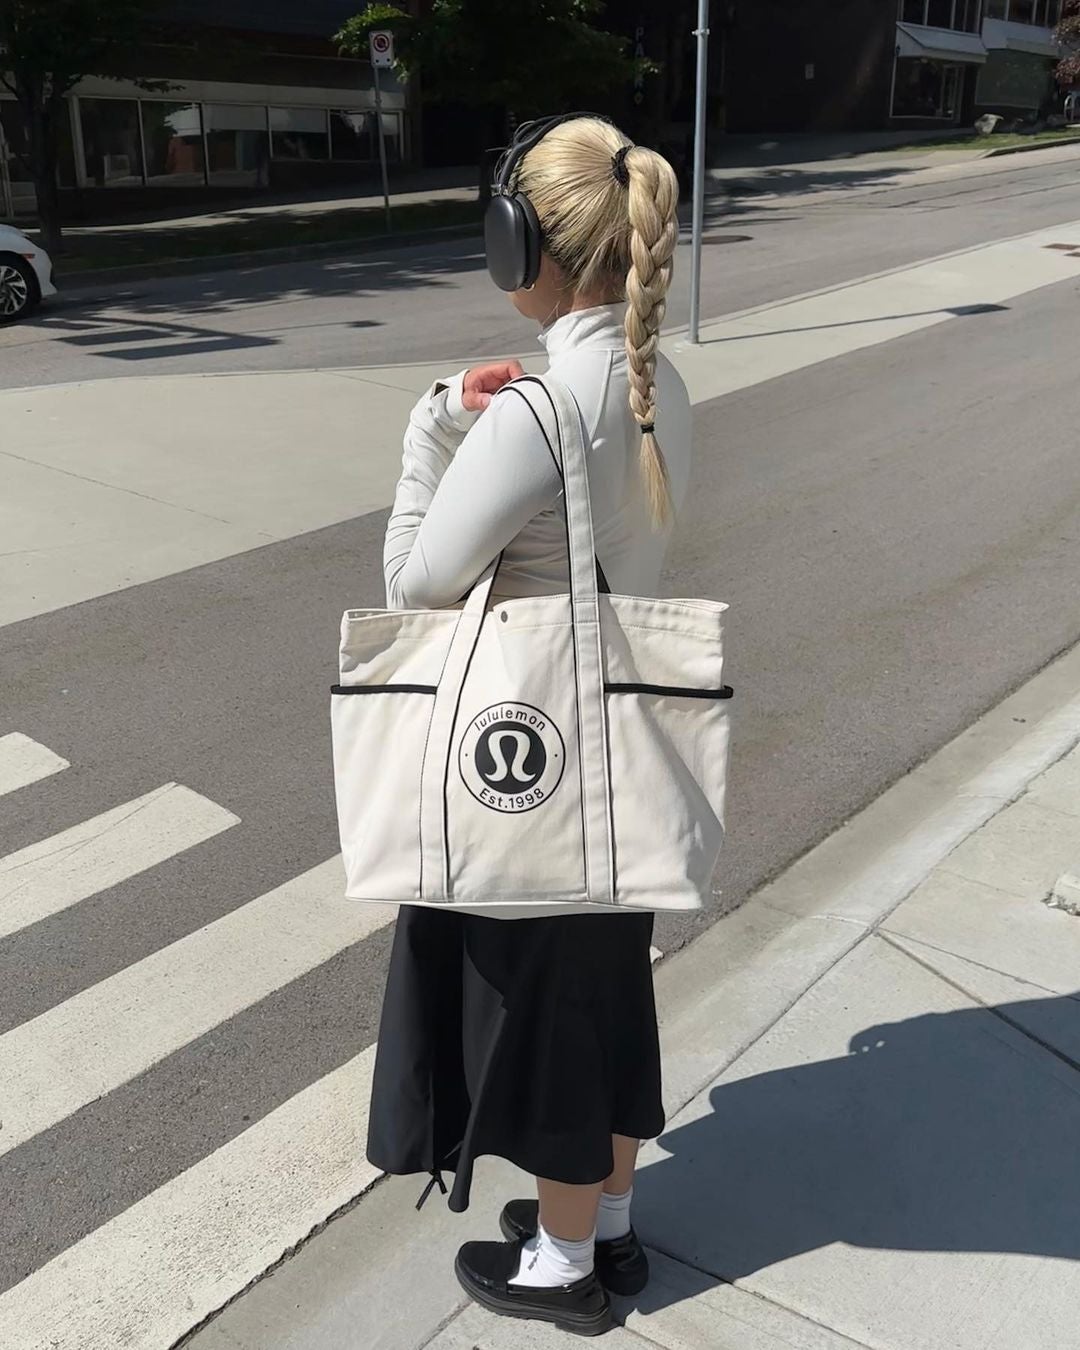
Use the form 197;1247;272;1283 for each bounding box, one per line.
895;22;988;65
981;17;1061;59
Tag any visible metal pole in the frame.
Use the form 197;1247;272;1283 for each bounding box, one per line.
372;63;392;233
689;0;710;345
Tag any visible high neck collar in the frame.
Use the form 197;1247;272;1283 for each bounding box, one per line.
538;303;626;358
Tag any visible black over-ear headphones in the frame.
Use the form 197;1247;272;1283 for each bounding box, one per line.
484;112;612;293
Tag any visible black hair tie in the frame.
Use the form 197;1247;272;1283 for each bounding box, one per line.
640;422;655;434
612;144;632;186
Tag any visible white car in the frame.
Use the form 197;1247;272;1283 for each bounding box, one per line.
0;223;56;324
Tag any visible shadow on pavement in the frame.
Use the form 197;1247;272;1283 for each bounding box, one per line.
715;163;922;200
699;302;1009;344
628;991;1080;1309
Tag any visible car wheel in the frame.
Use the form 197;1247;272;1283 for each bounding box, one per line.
0;255;40;325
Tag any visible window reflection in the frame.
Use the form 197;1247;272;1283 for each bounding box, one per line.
269;107;329;160
206;104;270;186
142;102;205;186
80;99;142;187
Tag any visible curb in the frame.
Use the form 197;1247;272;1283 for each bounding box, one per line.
983;133;1080;156
54;219;483;291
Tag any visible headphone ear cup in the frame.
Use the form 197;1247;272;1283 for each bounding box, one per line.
517;192;543;290
484;193;529;292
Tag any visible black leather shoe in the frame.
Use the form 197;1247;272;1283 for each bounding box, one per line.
499;1199;649;1297
454;1234;613;1336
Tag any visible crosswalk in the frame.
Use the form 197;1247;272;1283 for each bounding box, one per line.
0;734;664;1348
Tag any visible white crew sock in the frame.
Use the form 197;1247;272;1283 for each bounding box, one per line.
509;1222;595;1288
596;1185;633;1241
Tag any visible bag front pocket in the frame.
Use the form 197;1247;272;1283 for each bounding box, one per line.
331;683;436;901
605;683;731;906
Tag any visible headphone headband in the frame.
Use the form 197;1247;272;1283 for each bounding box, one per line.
492;111;610;195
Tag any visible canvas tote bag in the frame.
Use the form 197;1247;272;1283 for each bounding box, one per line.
330;373;732;914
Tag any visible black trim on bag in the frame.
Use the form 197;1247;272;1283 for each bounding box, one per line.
605;682;734;699
331;683;437;695
502;381;612;596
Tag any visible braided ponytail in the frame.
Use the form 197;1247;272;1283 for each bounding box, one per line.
514;120;681;530
622;146;678;529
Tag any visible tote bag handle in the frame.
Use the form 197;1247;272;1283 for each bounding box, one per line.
417;374;615;905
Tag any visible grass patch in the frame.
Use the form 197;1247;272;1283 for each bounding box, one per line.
48;197;482;275
888;129;1080;154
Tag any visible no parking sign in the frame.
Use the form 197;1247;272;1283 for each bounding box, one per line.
369;30;394;68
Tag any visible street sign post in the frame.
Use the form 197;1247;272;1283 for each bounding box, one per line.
688;0;710;345
369;30;394;232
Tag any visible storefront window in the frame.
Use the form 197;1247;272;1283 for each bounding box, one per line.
893;58;962;117
976;47;1056;104
1010;0;1037;21
141;102;205;186
1;101;76;188
0;101;31;183
80;98;142;186
269;107;329;160
901;0;926;22
205;104;270;186
927;0;953;27
330;109;374;161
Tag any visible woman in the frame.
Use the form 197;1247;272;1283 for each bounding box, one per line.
366;114;691;1336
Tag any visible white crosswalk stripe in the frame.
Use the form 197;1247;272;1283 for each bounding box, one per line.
0;1044;381;1350
0;742;664;1344
0;781;239;939
0;855;394;1158
0;732;69;797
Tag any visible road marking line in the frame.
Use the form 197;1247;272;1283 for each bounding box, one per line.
0;1044;381;1350
0;733;69;797
0;783;238;939
0;856;393;1157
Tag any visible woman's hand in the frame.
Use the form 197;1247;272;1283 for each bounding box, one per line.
461;360;526;412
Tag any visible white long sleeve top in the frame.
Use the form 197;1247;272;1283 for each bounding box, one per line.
381;302;694;917
383;303;693;610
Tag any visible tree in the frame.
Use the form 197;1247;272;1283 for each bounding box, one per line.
335;0;646;129
0;0;161;250
1056;0;1080;89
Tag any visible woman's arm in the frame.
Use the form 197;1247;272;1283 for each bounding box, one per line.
382;371;478;608
383;379;564;610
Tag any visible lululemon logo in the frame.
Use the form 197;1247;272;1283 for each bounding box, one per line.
459;702;565;813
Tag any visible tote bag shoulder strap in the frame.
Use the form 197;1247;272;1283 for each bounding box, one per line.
419;372;615;906
501;373;616;903
498;377;612;596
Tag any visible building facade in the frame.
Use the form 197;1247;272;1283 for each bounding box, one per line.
725;0;1065;133
1;0;412;216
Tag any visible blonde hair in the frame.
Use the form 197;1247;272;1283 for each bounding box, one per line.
514;117;680;529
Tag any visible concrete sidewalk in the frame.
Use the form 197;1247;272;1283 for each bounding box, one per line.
185;596;1080;1350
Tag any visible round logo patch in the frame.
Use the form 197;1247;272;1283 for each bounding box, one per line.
459;702;565;813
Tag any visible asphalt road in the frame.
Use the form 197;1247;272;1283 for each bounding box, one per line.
3;149;1080;390
3;149;1080;1333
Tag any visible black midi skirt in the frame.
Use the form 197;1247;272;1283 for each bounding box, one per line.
365;904;667;1214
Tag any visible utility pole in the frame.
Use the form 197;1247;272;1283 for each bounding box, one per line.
688;0;710;345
